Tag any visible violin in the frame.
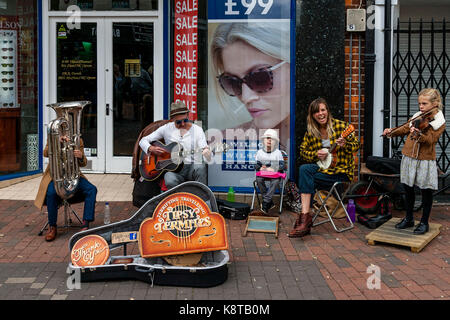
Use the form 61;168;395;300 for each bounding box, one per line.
411;113;434;140
382;105;438;138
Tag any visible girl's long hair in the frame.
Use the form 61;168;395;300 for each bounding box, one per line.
306;98;334;139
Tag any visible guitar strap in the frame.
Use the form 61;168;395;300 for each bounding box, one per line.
189;127;195;163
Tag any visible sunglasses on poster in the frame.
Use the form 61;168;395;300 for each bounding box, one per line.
2;56;13;59
2;41;13;44
2;87;13;90
1;64;13;67
1;48;13;52
217;61;287;97
1;79;13;82
175;118;190;125
3;103;14;107
1;71;13;75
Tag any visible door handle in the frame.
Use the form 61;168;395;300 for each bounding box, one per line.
106;103;110;116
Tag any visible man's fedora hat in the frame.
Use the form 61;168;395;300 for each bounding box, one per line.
170;101;191;118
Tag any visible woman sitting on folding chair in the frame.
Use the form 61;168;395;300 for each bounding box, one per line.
255;129;286;213
288;98;360;238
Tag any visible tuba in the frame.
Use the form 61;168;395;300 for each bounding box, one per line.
47;101;90;200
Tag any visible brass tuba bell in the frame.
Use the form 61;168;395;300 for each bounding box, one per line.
47;101;90;200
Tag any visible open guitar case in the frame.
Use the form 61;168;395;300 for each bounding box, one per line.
67;182;229;288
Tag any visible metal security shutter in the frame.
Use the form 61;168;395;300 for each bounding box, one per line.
392;19;449;172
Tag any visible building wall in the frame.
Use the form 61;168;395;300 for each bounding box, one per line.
345;0;366;177
294;0;346;175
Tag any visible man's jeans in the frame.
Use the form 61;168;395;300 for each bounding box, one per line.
298;164;349;206
46;177;97;226
164;163;207;189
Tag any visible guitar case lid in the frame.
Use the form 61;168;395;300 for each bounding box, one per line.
67;182;229;288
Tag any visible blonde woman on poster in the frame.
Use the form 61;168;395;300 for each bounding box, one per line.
209;21;291;149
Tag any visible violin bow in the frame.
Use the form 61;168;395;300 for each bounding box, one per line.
381;105;438;137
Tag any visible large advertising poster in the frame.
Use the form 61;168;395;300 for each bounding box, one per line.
207;0;292;190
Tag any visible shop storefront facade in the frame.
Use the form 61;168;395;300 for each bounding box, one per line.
41;0;162;174
1;0;366;194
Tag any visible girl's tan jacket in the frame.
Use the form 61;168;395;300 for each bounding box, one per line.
390;109;445;160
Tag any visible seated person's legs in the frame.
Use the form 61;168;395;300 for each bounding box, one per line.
263;178;281;211
45;181;61;241
298;164;320;214
256;176;270;211
255;176;267;194
190;164;207;185
77;177;97;224
46;181;61;227
298;164;349;211
290;165;347;238
164;171;185;190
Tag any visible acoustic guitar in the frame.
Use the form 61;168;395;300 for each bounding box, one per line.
316;124;355;170
139;141;228;181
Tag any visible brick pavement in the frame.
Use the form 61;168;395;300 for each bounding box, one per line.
0;199;448;300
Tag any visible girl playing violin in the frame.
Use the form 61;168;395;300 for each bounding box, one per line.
383;88;446;234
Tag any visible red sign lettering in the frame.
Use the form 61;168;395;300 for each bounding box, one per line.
173;0;198;119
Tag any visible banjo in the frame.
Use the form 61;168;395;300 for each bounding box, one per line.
317;124;355;170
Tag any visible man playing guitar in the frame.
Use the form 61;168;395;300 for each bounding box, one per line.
139;101;212;189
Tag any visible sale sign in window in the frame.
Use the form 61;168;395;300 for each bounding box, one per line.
173;0;198;119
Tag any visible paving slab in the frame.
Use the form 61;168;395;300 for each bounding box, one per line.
0;199;448;302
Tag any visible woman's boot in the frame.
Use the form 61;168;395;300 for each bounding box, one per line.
288;212;312;238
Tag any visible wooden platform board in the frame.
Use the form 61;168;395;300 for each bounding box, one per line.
365;217;442;253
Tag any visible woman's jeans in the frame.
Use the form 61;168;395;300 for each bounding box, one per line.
298;164;349;206
46;177;97;226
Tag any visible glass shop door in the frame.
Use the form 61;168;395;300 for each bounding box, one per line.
50;17;160;173
104;18;157;173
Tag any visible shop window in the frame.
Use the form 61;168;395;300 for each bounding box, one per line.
0;0;39;176
49;0;158;11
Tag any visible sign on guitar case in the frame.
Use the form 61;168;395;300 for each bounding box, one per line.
70;235;110;267
139;192;228;258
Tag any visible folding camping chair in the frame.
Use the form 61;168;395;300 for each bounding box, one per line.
251;150;289;214
311;180;354;233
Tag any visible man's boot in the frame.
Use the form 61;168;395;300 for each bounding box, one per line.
288;212;312;238
45;226;57;242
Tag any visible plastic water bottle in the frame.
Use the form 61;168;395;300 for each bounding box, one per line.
227;187;235;202
347;199;356;223
104;202;111;225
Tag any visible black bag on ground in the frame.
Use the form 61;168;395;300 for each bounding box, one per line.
216;199;250;220
357;195;392;229
132;178;161;208
366;156;401;175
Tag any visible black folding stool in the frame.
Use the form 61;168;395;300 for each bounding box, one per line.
38;193;85;236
